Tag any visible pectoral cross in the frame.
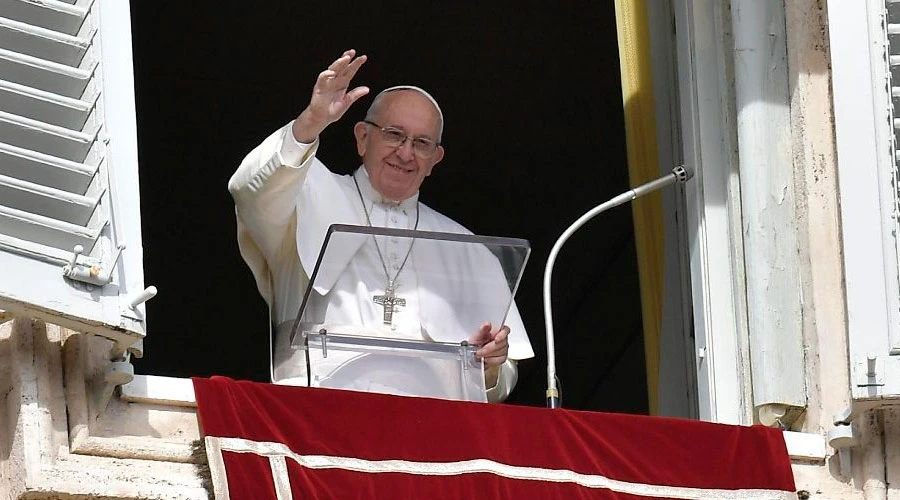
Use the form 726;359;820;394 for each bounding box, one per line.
373;283;406;325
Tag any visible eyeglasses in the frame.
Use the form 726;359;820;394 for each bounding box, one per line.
363;120;440;159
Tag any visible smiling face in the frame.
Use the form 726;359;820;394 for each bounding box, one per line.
353;90;445;202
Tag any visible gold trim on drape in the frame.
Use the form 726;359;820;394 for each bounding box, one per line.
614;0;664;415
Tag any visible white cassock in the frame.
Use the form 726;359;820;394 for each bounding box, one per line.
228;122;535;402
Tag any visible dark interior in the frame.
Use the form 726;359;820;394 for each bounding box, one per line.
129;2;647;412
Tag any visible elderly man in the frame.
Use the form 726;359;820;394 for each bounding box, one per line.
228;50;533;402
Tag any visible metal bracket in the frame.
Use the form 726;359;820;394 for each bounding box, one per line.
856;352;886;388
316;328;329;358
62;244;124;287
459;341;470;371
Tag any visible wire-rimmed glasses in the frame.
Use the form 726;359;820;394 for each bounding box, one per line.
363;120;441;159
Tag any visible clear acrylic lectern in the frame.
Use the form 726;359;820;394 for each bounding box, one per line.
277;224;530;402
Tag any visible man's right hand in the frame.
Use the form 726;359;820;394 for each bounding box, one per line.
292;49;369;144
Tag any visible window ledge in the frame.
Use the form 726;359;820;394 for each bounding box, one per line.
121;374;196;407
783;430;827;461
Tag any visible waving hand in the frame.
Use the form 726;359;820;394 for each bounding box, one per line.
292;49;369;143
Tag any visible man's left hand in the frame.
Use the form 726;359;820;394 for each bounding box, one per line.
469;322;510;388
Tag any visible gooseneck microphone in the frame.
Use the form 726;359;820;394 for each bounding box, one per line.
543;166;693;408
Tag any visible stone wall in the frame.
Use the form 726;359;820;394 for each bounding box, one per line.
784;0;900;497
0;318;206;500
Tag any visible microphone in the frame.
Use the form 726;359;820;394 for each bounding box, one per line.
543;166;693;408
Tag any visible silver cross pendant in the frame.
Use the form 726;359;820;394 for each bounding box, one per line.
373;283;406;325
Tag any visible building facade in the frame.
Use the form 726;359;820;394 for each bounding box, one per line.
1;0;899;498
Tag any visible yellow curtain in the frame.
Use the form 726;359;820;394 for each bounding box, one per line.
614;0;664;415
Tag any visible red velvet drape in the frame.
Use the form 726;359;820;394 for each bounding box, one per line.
193;377;795;499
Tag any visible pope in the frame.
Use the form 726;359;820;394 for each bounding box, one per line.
228;49;534;401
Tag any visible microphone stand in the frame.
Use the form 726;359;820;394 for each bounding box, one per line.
543;166;693;408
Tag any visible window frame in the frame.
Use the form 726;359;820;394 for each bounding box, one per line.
672;0;752;424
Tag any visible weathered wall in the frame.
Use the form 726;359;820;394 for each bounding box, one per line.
0;318;207;500
785;0;900;498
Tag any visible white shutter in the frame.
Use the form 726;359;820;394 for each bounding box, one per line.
885;0;900;363
0;0;150;350
829;0;900;401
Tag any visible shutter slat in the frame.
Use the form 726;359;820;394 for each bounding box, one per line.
0;141;97;193
0;0;87;37
0;202;102;252
0;15;91;66
0;109;95;161
0;231;74;265
0;78;94;130
0;172;101;225
0;46;92;98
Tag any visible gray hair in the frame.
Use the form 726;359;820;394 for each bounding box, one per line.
364;85;444;142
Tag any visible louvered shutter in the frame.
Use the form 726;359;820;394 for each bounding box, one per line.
830;0;900;401
856;0;900;398
0;0;149;350
885;1;900;363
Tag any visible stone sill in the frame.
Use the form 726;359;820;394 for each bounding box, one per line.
121;374;198;407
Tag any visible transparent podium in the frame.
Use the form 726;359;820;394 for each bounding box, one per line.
277;224;530;403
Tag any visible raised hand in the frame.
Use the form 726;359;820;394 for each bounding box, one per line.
292;49;369;143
